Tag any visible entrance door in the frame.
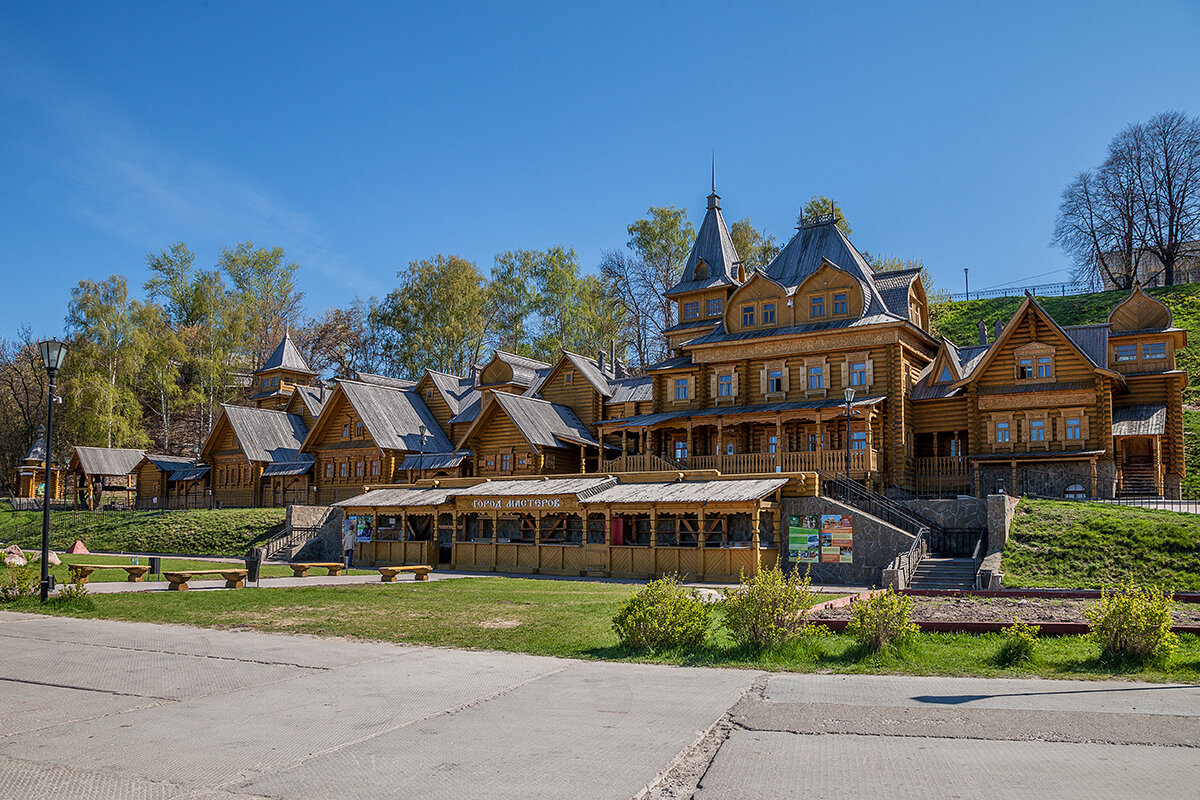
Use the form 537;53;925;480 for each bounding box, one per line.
438;526;453;565
1124;438;1152;466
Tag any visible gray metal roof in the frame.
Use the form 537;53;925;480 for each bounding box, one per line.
338;380;453;453
666;192;741;297
584;478;788;505
1112;404;1167;436
524;366;553;396
357;372;417;390
646;353;695;371
687;313;906;347
261;456;316;477
222;404;309;464
71;446;146;476
607;376;653;404
168;465;209;482
559;351;615;398
449;391;482;424
400;452;469;470
488;391;600;450
22;426;46;462
1063;325;1110;369
427;370;476;415
664;318;721;334
603;395;886;430
254;332;315;375
873;268;921;317
145;454;197;474
292;385;330;419
335;486;459;508
763;220;890;317
458;475;617;499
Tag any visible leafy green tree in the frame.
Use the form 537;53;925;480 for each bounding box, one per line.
799;195;851;235
62;276;150;449
729;218;780;273
487;250;541;356
188;269;247;445
144;242;204;328
372;255;488;378
218;242;304;366
135;303;185;452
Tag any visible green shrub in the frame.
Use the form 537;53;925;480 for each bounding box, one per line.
57;580;90;602
0;563;37;601
723;565;816;650
846;590;918;652
996;619;1039;666
612;574;712;652
1085;579;1177;663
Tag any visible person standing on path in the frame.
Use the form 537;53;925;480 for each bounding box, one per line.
343;520;355;568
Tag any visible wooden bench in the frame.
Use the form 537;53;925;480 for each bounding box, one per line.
289;562;346;578
67;563;151;584
162;569;248;591
378;565;433;582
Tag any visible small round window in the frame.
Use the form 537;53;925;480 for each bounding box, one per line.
1064;483;1086;500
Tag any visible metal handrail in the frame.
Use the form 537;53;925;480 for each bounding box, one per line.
817;470;945;539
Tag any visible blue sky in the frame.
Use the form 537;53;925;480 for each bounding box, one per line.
3;1;1198;338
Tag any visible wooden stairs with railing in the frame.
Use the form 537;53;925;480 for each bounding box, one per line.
1121;464;1159;498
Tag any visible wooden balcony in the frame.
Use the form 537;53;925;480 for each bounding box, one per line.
685;450;878;476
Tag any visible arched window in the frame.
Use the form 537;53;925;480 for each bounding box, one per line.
1064;483;1086;500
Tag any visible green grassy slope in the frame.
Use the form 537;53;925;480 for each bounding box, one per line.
1002;498;1200;591
930;283;1200;402
0;507;285;557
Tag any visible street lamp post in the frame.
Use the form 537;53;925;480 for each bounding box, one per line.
416;424;427;483
843;386;856;482
37;339;67;603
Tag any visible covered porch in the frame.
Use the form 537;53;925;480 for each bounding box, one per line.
598;397;885;479
1113;404;1169;497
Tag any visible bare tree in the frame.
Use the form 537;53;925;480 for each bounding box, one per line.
599;249;652;370
1134;111;1200;286
1055;112;1200;288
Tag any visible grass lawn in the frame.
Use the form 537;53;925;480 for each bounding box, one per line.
1003;498;1200;591
8;576;1198;683
0;507;285;557
0;553;374;584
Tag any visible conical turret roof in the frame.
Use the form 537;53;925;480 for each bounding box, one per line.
254;331;315;375
666;190;742;298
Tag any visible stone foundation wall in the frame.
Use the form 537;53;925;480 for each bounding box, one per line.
284;505;345;561
898;498;987;530
976;460;1118;500
781;496;916;587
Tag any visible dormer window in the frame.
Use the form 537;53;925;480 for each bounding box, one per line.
706;298;722;316
742;306;755;326
683;301;700;320
1115;344;1137;362
694;260;709;280
1018;357;1034;380
762;303;776;325
833;292;848;316
811;296;825;318
938;366;954;383
341;423;350;439
426;389;434;401
565;371;574;385
1144;342;1166;360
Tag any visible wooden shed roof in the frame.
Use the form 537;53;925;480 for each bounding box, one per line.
1112;404;1167;436
584;478;787;504
337;380;454;453
220;404;309;464
70;446;146;477
254;331;315;375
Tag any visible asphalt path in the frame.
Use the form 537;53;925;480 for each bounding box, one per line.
1;612;1197;799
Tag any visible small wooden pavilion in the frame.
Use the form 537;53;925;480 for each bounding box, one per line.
68;446;145;509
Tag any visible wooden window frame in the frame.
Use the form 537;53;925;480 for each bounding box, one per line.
683;301;700;320
1014;343;1056;384
741;305;755;327
832;292;848;316
705;297;723;317
762;302;776;325
760;359;790;400
810;294;825;319
1114;343;1137;363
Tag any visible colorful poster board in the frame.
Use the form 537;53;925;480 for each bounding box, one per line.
787;514;821;564
818;514;853;563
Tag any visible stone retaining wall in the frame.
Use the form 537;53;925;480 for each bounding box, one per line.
284;505;344;561
781;496;916;587
898;498;987;530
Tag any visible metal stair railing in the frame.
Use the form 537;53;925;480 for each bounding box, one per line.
262;523;314;560
816;470;945;540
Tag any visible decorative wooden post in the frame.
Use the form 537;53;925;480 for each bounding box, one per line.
649;504;658;577
717;422;725;472
580;444;586;474
775;415;783;470
1090;457;1099;499
685;422;693;468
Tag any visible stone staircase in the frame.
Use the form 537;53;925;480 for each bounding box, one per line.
1121;464;1159;497
908;557;977;590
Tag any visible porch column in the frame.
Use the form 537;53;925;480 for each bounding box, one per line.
400;510;408;543
1090;457;1099;498
621;430;627;457
973;462;982;498
775;415;783;470
580;444;586;474
717;423;724;472
603;508;612;547
686;422;694;467
1155;438;1163;496
535;511;542;546
698;504;706;548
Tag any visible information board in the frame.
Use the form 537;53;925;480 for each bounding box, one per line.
787;514;821;564
819;513;853;563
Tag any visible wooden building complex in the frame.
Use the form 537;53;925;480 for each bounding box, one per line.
336;471;812;580
12;425;66;502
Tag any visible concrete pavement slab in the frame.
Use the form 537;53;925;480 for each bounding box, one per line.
235;660;757;800
764;673;1200;715
2;648;566;788
693;730;1200;800
0;637;306;700
0;682;164;738
0;753;276;800
0;612;398;669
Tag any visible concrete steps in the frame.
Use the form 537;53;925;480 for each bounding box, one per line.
909;556;977;590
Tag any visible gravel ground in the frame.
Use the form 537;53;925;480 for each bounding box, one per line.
809;596;1200;625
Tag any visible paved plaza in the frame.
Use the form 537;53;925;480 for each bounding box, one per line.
1;611;1198;799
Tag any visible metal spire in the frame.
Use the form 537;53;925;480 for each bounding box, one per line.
711;150;716;194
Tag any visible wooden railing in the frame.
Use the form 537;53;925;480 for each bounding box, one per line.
599;454;683;473
680;449;879;475
913;456;969;479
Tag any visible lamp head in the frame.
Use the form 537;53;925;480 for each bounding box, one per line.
38;339;67;373
843;386;856;403
419;424;427;437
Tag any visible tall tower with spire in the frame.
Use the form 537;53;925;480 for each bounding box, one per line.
251;330;318;410
662;170;745;350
